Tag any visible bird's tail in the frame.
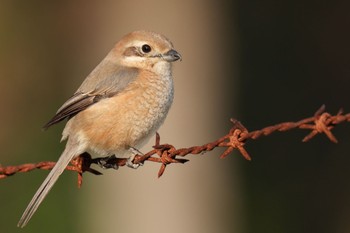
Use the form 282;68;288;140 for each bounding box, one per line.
17;141;78;228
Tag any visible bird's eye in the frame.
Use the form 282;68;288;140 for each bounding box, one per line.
141;44;152;53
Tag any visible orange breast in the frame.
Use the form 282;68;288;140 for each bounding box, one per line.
65;70;174;157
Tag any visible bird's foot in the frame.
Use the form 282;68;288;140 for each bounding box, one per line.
97;155;119;170
126;147;144;169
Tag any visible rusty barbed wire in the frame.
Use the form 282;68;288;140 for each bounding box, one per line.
1;105;349;187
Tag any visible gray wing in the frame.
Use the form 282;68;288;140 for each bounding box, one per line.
43;58;139;129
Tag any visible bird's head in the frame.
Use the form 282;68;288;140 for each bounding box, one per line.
110;30;181;73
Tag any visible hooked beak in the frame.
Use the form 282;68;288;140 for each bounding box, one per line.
162;49;182;62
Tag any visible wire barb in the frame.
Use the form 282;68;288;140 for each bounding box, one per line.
1;105;349;185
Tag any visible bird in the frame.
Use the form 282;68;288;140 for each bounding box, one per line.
17;30;181;227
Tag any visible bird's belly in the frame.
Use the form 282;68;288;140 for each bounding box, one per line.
67;86;173;158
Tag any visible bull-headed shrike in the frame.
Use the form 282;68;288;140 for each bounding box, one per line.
18;30;181;227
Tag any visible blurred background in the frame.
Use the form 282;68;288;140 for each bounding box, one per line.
0;1;350;233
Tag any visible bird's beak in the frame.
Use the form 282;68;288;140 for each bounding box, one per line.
162;49;182;62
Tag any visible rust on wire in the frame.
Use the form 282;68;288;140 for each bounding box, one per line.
1;105;349;186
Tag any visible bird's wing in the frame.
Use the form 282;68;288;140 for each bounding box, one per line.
43;60;139;129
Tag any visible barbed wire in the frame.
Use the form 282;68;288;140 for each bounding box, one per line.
1;105;349;187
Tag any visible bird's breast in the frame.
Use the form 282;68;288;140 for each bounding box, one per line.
66;71;174;157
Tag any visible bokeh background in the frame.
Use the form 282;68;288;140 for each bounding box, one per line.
1;1;350;233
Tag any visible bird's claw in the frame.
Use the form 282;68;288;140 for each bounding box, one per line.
97;155;119;170
126;148;144;169
126;155;143;169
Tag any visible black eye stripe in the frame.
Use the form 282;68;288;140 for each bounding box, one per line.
123;47;142;57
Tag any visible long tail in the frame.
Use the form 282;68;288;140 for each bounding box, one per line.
17;142;78;228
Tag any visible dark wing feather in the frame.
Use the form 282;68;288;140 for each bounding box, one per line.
43;93;101;130
43;57;139;130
